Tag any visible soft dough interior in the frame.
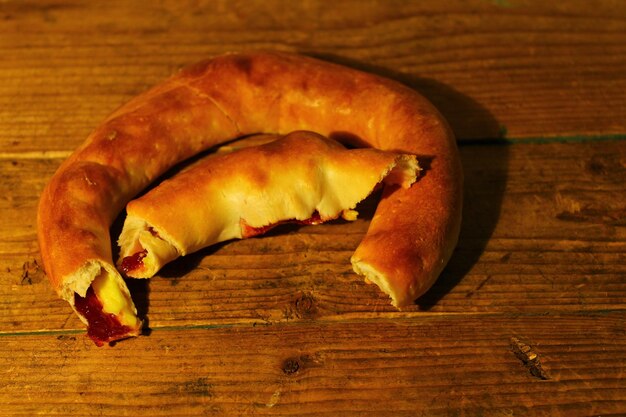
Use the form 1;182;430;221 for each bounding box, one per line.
117;217;181;278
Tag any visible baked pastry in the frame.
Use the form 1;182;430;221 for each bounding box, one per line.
117;131;419;278
37;51;463;345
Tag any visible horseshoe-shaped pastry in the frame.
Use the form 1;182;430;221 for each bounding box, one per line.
37;51;463;345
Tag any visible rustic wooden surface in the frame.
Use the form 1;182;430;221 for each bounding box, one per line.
1;1;625;416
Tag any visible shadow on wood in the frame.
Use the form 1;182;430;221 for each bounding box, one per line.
419;143;509;309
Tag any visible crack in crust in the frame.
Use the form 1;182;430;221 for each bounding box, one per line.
184;81;243;137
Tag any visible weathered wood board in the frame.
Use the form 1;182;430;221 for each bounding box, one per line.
1;1;625;415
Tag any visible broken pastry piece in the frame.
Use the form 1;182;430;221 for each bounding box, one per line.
37;158;145;346
117;131;420;279
72;267;142;346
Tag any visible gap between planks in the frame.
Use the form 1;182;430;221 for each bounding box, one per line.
1;309;624;339
0;150;72;159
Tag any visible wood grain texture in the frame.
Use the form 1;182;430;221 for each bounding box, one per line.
1;0;625;153
1;141;624;333
1;1;625;415
1;314;625;416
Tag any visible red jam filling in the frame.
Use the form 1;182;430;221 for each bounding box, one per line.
241;211;326;238
120;249;148;274
74;286;132;346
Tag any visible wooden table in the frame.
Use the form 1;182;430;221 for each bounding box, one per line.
1;1;625;415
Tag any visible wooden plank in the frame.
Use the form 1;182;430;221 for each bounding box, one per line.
0;314;624;416
1;140;624;333
1;1;624;415
0;0;625;153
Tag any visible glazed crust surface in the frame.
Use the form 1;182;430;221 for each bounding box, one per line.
118;131;419;278
38;51;462;312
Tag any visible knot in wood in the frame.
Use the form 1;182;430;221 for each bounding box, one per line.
294;292;316;319
282;358;300;375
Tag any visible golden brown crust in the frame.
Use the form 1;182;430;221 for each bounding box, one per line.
38;51;462;332
117;131;420;278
